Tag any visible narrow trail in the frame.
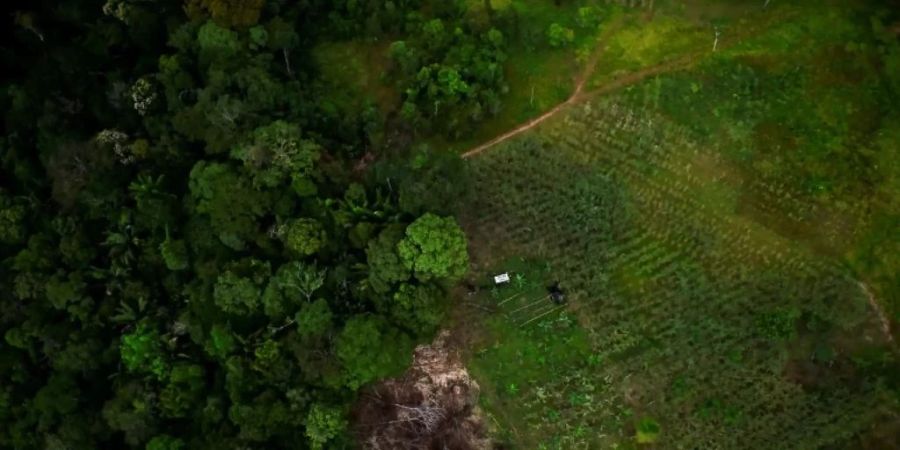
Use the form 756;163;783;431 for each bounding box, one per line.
859;281;895;344
460;31;697;158
461;10;793;159
460;18;623;159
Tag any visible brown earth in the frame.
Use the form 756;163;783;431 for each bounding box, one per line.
353;331;491;450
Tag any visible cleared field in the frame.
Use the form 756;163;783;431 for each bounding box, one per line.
459;95;896;448
444;1;900;448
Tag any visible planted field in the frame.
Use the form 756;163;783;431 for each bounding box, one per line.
458;91;896;447
452;3;900;448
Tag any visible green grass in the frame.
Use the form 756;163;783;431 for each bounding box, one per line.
455;3;900;446
460;95;897;448
588;14;710;86
461;258;599;447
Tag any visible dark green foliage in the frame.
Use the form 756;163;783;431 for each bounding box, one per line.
120;324;168;380
102;382;158;446
394;147;469;216
185;0;266;28
263;261;325;318
213;271;263;316
388;17;508;137
159;236;189;271
305;403;347;449
366;224;410;294
388;283;446;336
0;191;27;245
755;308;800;341
204;323;236;360
189;161;270;250
159;364;205;418
296;299;333;338
145;435;184;450
231;121;320;189
283;218;326;257
227;391;295;441
336;315;413;389
0;2;471;449
398;213;469;282
547;23;575;48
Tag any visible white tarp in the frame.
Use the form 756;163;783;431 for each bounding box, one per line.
494;273;510;284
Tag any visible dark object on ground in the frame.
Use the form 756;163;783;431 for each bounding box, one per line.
548;282;566;305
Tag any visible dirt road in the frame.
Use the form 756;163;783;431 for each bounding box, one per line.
461;18;623;159
461;10;793;159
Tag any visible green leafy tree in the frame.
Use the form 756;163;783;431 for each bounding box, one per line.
547;23;575;48
397;213;469;282
32;375;80;431
0;192;27;245
228;392;294;442
282;261;326;301
130;78;158;116
159;233;189;271
389;40;417;73
231;121;320;189
388;283;445;336
395;147;469;216
253;339;280;370
189;161;270;249
263;261;326;318
102;382;158;446
205;323;236;360
45;272;92;322
129;175;176;231
196;20;241;65
159;364;205;418
336;315;412;389
388;18;508;137
120;323;167;379
305;403;346;450
296;299;333;338
366;224;410;294
266;17;300;51
214;271;262;316
283;218;326;257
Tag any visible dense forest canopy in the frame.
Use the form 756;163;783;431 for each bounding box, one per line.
0;0;492;448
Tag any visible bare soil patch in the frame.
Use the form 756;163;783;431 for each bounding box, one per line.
354;331;491;450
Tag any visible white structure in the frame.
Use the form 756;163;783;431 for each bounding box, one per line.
493;273;511;284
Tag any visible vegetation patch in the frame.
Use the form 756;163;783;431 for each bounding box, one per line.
459;15;900;439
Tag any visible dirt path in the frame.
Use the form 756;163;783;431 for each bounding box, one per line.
859;281;895;344
461;10;793;159
460;34;700;158
461;18;623;159
460;55;695;159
